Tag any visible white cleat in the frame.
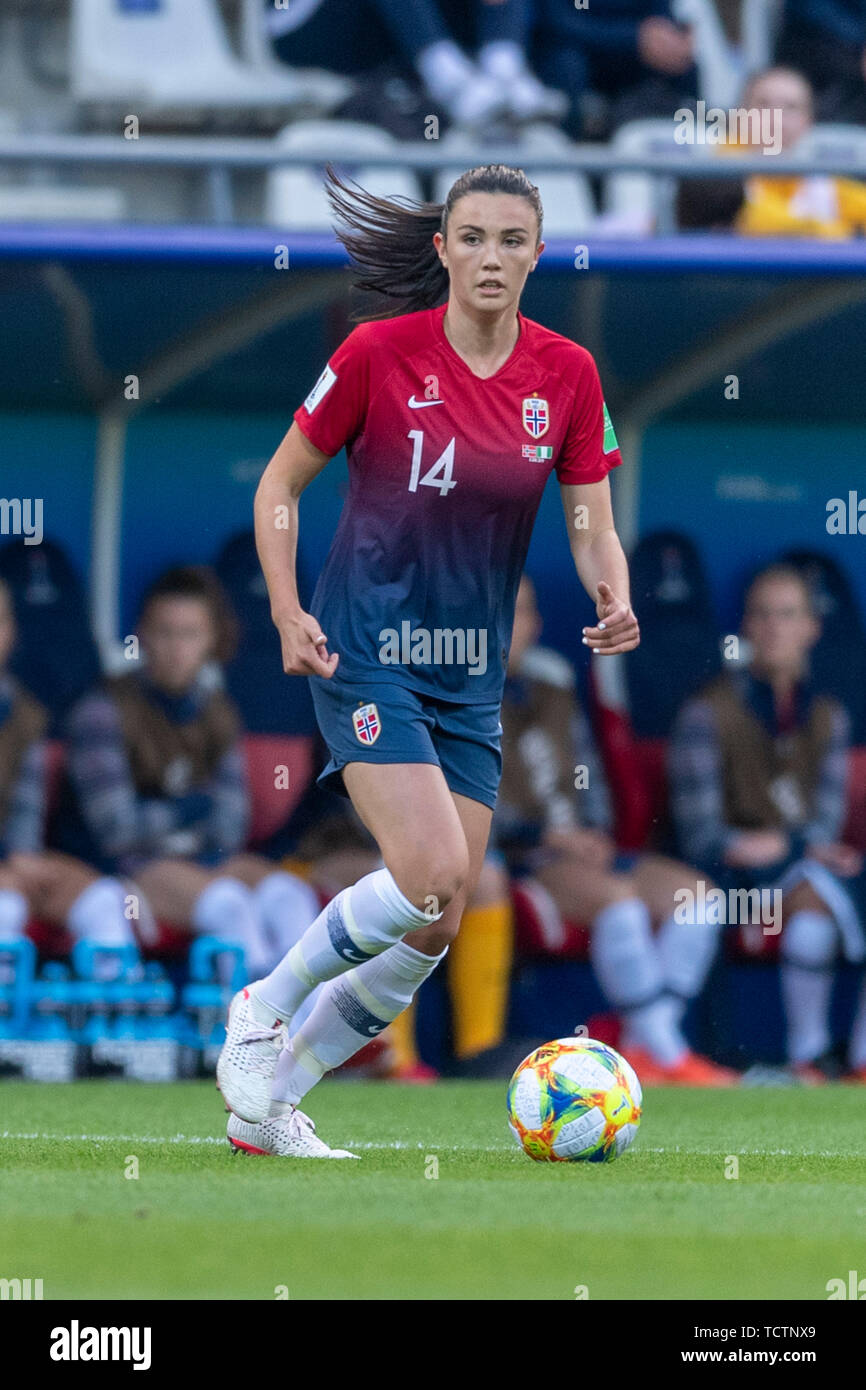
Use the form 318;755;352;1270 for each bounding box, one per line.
227;1109;360;1160
216;983;287;1123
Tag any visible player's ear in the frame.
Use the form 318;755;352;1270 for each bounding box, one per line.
433;230;447;267
529;240;545;272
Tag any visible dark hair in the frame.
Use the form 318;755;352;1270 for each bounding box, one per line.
139;565;238;663
325;163;543;321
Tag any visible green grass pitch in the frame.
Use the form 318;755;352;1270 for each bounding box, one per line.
2;1079;865;1300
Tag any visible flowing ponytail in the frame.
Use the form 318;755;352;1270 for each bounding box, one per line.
325;163;543;321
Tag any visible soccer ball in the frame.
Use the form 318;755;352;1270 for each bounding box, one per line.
506;1037;642;1163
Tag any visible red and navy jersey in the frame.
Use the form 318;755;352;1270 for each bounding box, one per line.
293;302;622;704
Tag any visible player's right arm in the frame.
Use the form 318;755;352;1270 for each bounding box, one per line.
254;421;338;678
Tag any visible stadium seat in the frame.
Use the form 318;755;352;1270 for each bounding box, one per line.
601;119;700;236
0;538;101;732
70;0;350;118
243;733;315;848
264;120;422;230
625;530;722;739
778;548;866;744
431;124;596;237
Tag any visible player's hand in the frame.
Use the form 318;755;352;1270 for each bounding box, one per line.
274;608;339;678
723;830;789;867
807;842;863;878
582;581;640;654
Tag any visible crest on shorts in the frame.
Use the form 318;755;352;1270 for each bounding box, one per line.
352;702;381;745
522;395;549;438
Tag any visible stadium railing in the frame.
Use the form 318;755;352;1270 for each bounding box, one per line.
2;130;866;230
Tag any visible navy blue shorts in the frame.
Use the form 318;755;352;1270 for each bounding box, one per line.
309;673;502;811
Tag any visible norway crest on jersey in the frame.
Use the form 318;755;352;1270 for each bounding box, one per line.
352;702;381;745
522;396;549;439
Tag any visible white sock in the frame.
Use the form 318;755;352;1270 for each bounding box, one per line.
192;877;266;983
780;910;837;1064
270;938;447;1107
416;40;474;101
66;877;135;948
656;906;721;1025
590;897;663;1008
256;868;441;1022
848;974;866;1070
478;41;525;80
0;887;29;939
252;870;320;965
590;897;688;1066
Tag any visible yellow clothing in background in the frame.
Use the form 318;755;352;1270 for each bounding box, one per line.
737;174;866;238
448;898;513;1059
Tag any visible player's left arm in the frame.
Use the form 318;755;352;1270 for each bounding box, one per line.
560;477;640;654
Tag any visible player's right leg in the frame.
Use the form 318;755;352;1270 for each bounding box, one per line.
217;759;469;1122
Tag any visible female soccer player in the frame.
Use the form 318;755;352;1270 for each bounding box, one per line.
217;163;640;1158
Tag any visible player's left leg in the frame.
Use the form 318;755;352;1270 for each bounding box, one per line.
226;791;492;1158
262;791;492;1113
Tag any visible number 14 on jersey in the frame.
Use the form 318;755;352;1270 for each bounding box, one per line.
408;429;457;497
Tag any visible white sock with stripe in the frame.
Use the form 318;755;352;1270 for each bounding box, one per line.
255;868;441;1023
269;938;447;1108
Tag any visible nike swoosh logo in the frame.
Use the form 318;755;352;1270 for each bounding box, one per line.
408;396;445;409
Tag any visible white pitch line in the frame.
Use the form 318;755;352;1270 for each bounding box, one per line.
0;1131;513;1152
0;1133;859;1158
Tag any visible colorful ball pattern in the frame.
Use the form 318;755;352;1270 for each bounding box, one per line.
506;1037;642;1162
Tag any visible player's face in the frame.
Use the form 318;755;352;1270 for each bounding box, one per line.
140;597;216;693
508;578;542;673
0;586;14;669
743;578;819;673
436;193;543;316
